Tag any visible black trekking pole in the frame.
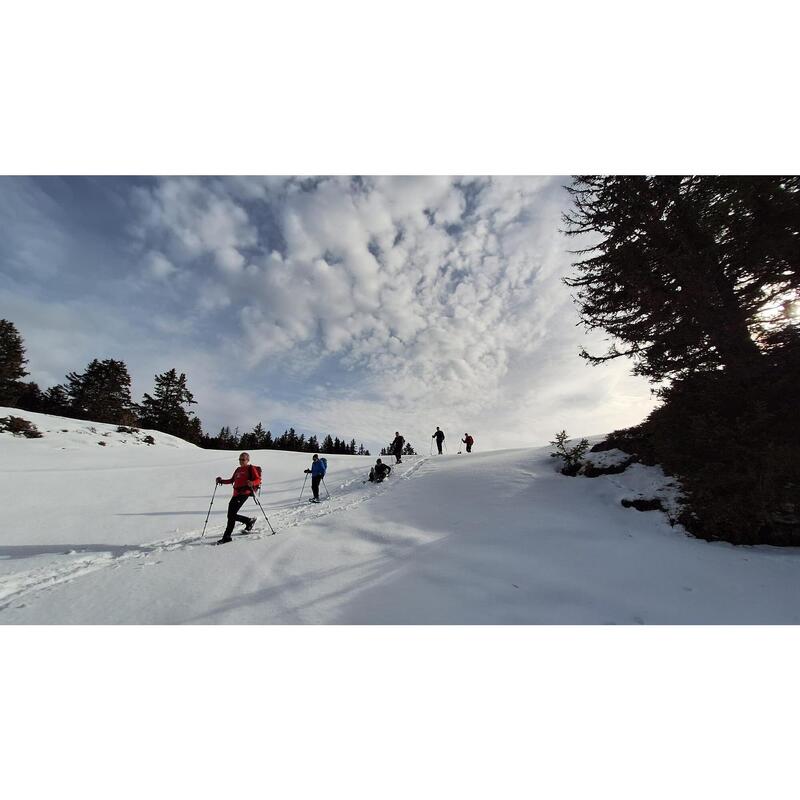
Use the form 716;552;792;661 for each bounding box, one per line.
429;439;434;455
250;492;276;535
322;477;331;499
201;482;219;539
299;472;309;500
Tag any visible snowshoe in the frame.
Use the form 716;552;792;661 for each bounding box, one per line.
244;517;257;532
215;536;233;546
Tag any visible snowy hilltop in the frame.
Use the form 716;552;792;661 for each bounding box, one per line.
1;407;799;624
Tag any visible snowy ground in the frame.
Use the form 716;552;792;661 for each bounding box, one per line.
1;407;799;623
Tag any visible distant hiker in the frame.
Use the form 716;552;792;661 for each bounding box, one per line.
392;431;405;464
432;426;445;454
215;452;262;545
369;458;392;483
303;453;328;503
462;433;474;453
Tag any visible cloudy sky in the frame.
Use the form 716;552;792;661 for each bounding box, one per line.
0;176;656;453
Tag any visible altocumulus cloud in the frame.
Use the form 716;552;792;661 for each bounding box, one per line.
2;176;655;450
129;176;656;448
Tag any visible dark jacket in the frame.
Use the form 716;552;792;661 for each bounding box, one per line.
374;462;391;480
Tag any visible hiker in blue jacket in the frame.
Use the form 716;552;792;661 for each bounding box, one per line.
304;453;327;503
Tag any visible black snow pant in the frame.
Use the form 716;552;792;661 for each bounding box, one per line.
223;494;250;538
436;438;443;454
311;474;322;500
465;442;472;453
395;450;402;464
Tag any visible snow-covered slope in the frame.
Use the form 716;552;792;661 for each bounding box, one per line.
2;407;799;623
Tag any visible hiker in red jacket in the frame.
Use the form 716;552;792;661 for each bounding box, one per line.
215;452;262;545
462;433;474;453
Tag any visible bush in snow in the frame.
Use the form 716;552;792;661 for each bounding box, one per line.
142;434;156;445
0;415;43;438
550;431;590;476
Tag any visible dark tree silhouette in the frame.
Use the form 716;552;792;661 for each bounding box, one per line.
564;176;800;546
0;319;28;405
65;358;134;423
138;369;201;442
42;385;71;416
15;381;44;413
563;176;800;381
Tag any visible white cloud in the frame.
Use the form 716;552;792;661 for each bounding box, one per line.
145;250;178;280
123;175;656;449
131;177;257;268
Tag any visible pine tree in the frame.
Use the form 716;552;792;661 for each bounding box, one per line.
42;385;71;416
549;430;590;476
252;422;266;448
307;434;319;453
138;368;200;441
322;434;334;453
349;438;357;455
186;416;203;445
239;431;257;450
563;176;800;382
216;426;236;449
65;358;134;423
0;319;29;406
199;431;217;448
15;381;44;412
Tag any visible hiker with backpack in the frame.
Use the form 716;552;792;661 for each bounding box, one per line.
392;431;405;464
462;433;474;453
432;426;445;454
368;458;392;483
303;453;328;503
214;452;262;545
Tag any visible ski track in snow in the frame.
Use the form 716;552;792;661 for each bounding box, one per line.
0;457;430;612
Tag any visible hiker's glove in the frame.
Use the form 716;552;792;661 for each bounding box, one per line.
304;469;311;474
216;477;222;485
